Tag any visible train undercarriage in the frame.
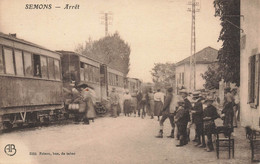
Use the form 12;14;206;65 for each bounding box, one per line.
0;101;109;132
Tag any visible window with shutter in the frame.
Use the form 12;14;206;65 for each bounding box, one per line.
248;54;260;108
254;54;260;107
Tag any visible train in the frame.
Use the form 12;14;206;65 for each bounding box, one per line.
0;32;142;130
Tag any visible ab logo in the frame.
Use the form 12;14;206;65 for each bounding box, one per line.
4;144;16;156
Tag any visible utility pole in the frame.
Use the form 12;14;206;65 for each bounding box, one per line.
100;12;113;36
187;0;200;92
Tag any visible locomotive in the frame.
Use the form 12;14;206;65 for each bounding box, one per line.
0;33;141;130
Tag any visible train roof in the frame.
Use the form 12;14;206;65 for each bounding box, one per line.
56;50;101;64
0;32;59;55
57;50;126;75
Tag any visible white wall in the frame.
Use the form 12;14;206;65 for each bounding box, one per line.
240;0;260;130
175;63;209;92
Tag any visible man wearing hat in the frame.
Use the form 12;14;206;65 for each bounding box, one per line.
110;88;120;118
155;87;175;138
179;89;192;143
191;91;206;147
203;96;219;152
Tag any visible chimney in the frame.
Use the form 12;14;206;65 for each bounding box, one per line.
9;33;17;37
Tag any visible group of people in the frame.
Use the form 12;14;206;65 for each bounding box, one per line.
108;85;239;153
109;87;166;119
154;87;238;152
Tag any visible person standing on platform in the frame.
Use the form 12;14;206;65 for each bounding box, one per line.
109;88;120;118
203;97;219;152
131;90;138;117
136;90;143;117
179;89;192;143
123;89;132;116
154;89;165;121
222;87;234;128
231;88;239;127
83;86;97;122
175;97;190;147
139;91;147;118
147;88;155;119
155;87;175;138
191;91;206;147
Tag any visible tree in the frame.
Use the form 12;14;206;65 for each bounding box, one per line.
201;63;222;89
75;32;131;75
151;63;176;90
214;0;240;86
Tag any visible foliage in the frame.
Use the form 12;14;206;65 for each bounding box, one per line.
214;0;240;86
75;32;131;75
201;63;222;89
151;63;175;90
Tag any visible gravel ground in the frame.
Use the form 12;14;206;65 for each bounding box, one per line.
0;116;252;164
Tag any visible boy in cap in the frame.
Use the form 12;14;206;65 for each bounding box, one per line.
175;97;190;147
203;96;219;152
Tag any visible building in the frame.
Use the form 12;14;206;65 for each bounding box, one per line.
240;0;260;130
175;46;218;92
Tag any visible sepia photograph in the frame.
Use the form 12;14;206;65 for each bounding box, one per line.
0;0;258;163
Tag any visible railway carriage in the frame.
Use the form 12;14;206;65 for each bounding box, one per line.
58;51;127;114
0;33;143;131
107;66;125;96
58;51;102;100
0;33;63;130
126;78;142;95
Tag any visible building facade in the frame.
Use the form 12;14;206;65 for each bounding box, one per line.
175;46;218;92
240;0;260;130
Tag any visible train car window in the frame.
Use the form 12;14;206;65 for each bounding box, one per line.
54;59;61;80
94;67;100;83
14;50;24;76
89;66;94;82
80;62;85;81
3;48;15;75
84;64;89;81
48;57;55;79
116;75;119;86
113;74;116;86
119;76;123;87
33;54;41;77
24;52;33;77
108;73;112;85
40;56;48;79
0;47;4;74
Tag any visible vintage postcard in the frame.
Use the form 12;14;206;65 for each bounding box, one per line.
0;0;258;163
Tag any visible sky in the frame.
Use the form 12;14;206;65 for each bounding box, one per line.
0;0;222;82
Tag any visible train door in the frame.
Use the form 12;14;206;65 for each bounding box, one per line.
100;64;108;100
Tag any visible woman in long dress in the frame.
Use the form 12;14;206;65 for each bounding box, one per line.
123;90;132;116
82;87;96;123
154;89;164;121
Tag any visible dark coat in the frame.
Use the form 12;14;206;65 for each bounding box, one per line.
175;106;190;125
203;104;219;121
192;100;203;124
222;102;234;127
203;104;219;134
162;93;173;114
137;92;143;102
184;97;192;111
184;97;192;122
